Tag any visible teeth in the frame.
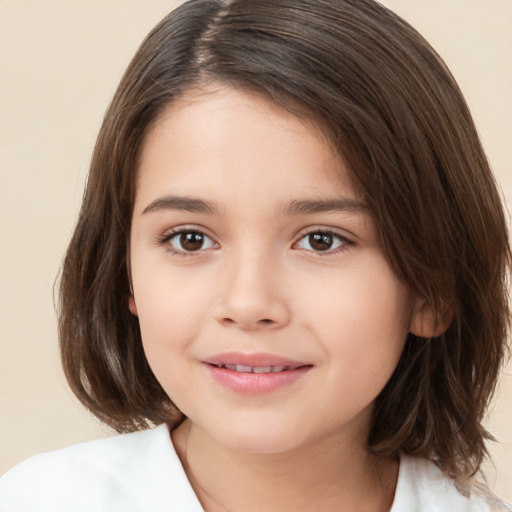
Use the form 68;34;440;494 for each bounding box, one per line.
253;366;272;373
236;364;253;373
216;364;291;373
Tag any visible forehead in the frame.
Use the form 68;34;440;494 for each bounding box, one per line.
134;85;362;213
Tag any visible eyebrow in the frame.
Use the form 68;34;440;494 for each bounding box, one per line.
281;198;368;216
141;195;368;217
142;196;221;215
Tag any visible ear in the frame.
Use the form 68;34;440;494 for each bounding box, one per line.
128;295;138;316
126;251;138;316
409;297;453;338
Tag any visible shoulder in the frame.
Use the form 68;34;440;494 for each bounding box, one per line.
0;424;203;512
391;455;511;512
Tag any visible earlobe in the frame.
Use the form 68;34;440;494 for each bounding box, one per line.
409;297;453;338
128;295;138;316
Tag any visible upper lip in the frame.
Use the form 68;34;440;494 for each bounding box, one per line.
203;352;311;369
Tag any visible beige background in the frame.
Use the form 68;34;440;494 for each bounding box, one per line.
1;0;511;502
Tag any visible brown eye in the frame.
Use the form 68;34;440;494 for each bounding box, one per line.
180;232;205;251
308;233;333;251
295;230;348;253
168;230;216;253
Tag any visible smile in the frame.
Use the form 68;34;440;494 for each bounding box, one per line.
211;364;303;373
203;353;313;395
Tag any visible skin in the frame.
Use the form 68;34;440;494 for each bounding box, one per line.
129;85;435;512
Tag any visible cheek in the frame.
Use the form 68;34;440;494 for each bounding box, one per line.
303;260;410;385
133;258;212;330
305;265;410;337
132;266;213;381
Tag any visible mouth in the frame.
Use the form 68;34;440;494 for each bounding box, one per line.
203;352;313;395
207;363;309;374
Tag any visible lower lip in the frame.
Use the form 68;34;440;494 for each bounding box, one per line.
204;364;312;395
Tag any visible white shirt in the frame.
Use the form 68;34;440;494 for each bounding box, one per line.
0;424;509;511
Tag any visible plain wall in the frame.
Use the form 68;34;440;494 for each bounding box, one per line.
1;0;511;502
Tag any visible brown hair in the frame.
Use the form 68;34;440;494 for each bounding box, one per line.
58;0;510;481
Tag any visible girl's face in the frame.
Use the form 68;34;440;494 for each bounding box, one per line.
129;86;424;454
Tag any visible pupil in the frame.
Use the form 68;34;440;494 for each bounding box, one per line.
180;232;204;251
310;233;332;251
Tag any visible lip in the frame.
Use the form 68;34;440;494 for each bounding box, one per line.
203;351;309;368
202;352;313;395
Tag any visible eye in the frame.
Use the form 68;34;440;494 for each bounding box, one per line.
163;229;217;254
295;230;349;253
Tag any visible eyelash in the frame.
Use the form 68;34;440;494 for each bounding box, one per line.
294;229;353;256
156;228;218;256
155;227;353;256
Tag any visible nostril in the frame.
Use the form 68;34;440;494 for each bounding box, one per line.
222;317;274;326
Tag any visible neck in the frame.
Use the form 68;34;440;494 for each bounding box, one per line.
172;420;398;512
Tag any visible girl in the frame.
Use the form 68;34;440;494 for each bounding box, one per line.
1;0;510;510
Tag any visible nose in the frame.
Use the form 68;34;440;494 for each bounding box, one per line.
214;249;291;330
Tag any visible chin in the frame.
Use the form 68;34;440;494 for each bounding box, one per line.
210;418;314;455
